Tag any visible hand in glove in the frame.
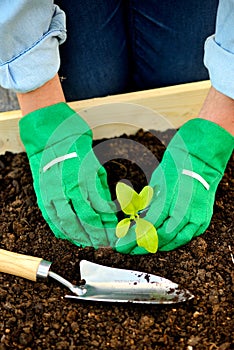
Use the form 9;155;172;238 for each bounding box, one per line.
116;118;233;254
19;102;118;248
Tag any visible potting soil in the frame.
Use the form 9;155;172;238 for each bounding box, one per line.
0;129;233;350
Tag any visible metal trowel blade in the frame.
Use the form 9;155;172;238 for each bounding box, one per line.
65;260;194;304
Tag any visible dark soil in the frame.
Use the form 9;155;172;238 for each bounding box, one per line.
0;129;233;350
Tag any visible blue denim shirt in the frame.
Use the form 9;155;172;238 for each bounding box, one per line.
0;0;233;98
0;1;66;93
204;0;234;99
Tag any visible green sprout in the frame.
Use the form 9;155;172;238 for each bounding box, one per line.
116;182;158;253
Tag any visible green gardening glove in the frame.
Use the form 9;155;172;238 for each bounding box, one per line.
19;102;118;248
116;118;233;254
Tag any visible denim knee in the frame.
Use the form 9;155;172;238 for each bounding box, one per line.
127;0;219;90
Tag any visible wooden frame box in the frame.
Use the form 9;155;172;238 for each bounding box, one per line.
0;80;210;154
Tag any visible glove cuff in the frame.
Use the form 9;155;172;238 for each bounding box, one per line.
170;118;234;174
19;102;92;157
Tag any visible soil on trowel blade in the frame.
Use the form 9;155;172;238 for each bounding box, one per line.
0;129;233;350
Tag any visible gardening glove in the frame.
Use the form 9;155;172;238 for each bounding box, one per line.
116;118;233;254
19;102;118;248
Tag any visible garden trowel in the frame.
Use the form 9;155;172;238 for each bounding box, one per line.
0;249;194;304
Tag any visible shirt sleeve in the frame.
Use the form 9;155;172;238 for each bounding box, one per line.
204;0;234;99
0;1;66;93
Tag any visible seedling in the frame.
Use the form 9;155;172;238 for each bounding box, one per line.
116;182;158;253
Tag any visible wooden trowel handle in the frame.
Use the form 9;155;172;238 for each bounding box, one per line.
0;249;51;282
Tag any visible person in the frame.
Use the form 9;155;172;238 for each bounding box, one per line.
0;1;233;254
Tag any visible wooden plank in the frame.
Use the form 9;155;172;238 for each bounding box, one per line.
0;80;210;154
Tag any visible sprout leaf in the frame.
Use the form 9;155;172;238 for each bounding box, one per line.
116;218;131;238
135;218;158;253
138;186;154;211
116;182;140;215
